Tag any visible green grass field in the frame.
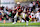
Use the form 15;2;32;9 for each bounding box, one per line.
0;22;40;27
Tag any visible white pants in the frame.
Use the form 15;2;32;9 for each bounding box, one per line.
39;17;40;21
22;13;25;19
14;12;25;22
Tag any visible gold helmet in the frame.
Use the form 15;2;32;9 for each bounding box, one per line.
17;2;20;4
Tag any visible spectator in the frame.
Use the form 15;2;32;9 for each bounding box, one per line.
33;1;36;9
38;1;40;8
0;12;2;21
38;8;40;12
29;2;33;8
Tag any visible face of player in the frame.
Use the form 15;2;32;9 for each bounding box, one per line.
32;11;33;13
37;11;39;13
17;4;20;7
6;7;8;10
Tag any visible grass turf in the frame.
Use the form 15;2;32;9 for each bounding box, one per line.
0;22;40;27
0;22;40;25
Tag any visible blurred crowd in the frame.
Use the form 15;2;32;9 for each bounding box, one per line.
0;1;40;22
